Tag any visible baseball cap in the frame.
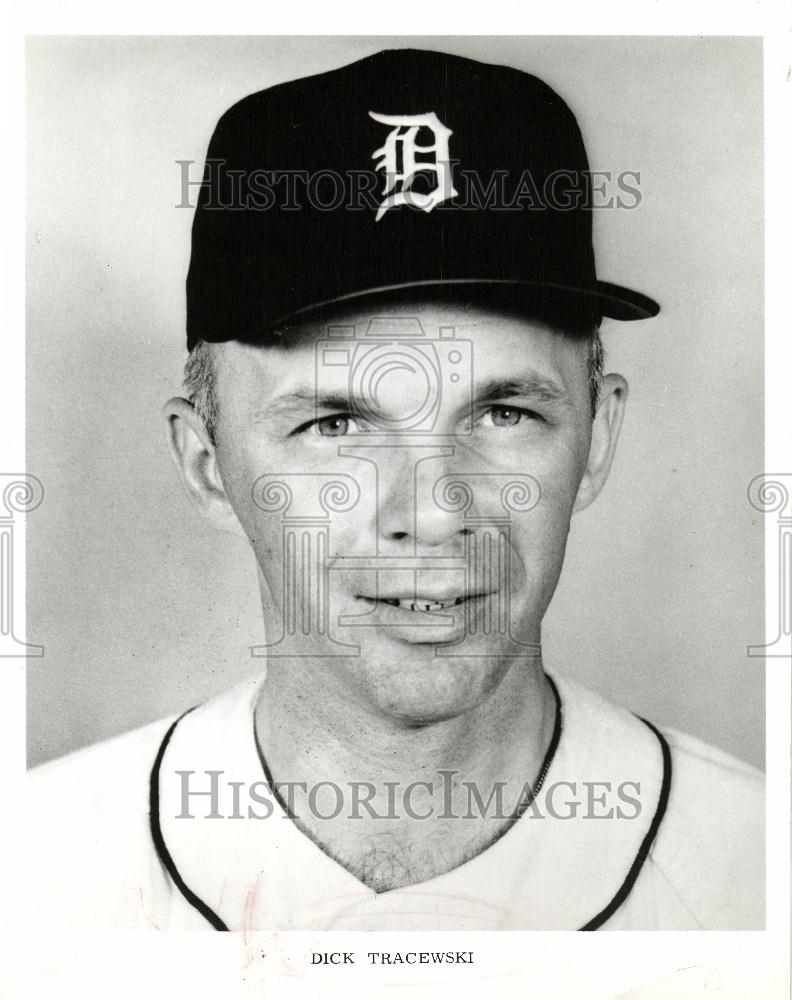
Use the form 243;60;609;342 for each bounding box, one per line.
186;48;659;350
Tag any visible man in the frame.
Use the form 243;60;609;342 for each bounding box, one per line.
29;47;763;931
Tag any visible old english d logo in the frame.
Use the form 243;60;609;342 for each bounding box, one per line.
369;111;458;221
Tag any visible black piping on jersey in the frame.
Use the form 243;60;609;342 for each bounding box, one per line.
149;698;671;933
579;718;673;931
148;707;230;932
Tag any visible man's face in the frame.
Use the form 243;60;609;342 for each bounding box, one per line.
202;303;607;724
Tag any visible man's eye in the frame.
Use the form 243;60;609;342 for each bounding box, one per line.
481;405;538;428
313;415;354;437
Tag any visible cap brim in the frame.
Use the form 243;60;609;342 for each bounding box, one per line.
591;281;660;321
251;278;659;341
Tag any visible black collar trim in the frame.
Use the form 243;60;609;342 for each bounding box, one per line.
149;702;671;933
578;718;672;930
149;708;230;932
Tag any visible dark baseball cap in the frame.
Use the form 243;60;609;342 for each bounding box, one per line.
186;48;659;350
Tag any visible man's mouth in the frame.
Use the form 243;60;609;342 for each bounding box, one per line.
374;596;465;613
358;594;485;615
347;592;497;640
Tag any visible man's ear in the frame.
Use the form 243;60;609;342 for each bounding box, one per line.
573;373;628;513
162;397;245;537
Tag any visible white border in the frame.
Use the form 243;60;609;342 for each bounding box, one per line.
4;3;790;998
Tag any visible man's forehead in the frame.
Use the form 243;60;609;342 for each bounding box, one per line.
213;308;591;417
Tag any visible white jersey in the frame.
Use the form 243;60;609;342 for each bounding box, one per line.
27;671;764;931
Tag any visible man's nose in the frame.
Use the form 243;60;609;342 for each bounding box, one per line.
376;444;470;548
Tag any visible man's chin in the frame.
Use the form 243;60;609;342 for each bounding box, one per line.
353;653;513;727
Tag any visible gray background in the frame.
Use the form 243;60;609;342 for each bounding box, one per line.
26;35;764;768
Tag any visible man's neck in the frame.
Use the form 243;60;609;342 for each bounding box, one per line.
253;654;557;891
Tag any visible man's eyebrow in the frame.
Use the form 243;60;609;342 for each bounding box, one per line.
256;386;354;418
474;376;568;405
257;376;568;420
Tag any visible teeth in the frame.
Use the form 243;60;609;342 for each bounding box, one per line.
385;597;463;612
